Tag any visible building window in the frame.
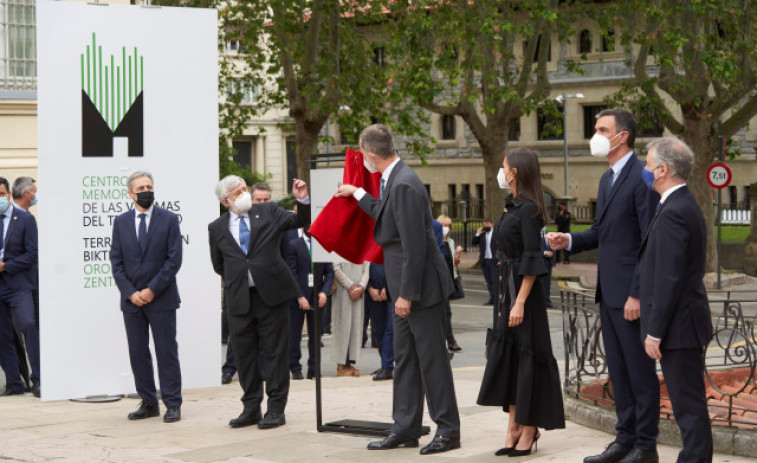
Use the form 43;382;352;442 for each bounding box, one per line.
601;29;616;52
583;105;608;139
743;186;750;209
227;78;259;105
441;115;456;140
508;117;520;141
475;184;484;218
578;29;592;54
728;185;738;209
537;104;563;141
374;47;386;68
232;140;252;170
0;0;36;90
448;184;457;218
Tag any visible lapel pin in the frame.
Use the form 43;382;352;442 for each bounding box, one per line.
255;215;259;219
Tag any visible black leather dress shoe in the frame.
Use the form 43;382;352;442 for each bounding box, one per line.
128;401;160;420
229;409;262;428
258;411;286;429
306;370;316;380
420;435;461;455
584;442;632;463
164;406;181;423
373;368;394;381
2;386;25;396
367;433;419;450
292;370;304;380
221;372;233;384
31;380;40;398
618;448;658;463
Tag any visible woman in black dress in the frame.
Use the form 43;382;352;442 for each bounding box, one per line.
477;148;565;457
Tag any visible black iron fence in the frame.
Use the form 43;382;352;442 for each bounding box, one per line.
561;287;757;428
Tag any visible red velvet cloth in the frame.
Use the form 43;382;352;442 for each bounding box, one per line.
308;149;384;264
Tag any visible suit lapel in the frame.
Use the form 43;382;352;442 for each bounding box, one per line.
641;185;687;246
596;154;636;223
378;159;403;219
3;207;20;247
125;209;141;254
217;212;246;257
143;207;160;254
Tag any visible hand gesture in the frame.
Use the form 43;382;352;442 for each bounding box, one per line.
546;232;569;250
292;179;308;200
318;292;328;308
298;296;311;311
395;297;411;318
335;184;358;198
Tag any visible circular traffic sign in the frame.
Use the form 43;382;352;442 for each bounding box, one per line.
707;162;732;189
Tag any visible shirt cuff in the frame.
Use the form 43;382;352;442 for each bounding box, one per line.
296;196;311;205
566;233;573;252
646;334;661;342
354;188;367;201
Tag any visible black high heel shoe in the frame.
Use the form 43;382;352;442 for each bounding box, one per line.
508;430;539;457
494;434;521;456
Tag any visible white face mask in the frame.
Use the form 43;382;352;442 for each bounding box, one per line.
497;168;511;189
363;157;378;174
442;226;450;236
232;191;252;213
589;132;623;157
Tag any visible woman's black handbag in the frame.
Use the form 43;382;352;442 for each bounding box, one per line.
449;275;465;300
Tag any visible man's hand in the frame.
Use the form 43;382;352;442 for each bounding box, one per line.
544;250;554;258
318;292;328;308
348;284;364;301
379;288;387;301
335;184;358;198
129;291;146;307
624;296;641;321
139;288;155;304
292;179;308;200
368;287;380;301
395;297;411;318
0;261;5;272
645;336;662;360
545;232;569;250
297;296;311;311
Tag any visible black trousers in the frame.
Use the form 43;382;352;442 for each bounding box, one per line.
228;287;289;414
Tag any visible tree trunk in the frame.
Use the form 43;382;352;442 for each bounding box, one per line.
681;115;719;273
294;119;321;188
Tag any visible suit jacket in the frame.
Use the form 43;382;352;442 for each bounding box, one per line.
570;154;659;308
358;160;453;309
110;206;183;313
284;235;334;303
0;205;38;290
208;201;310;315
472;229;495;266
639;186;712;349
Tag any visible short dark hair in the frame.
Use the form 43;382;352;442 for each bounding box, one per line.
0;177;9;193
596;108;637;149
251;182;271;194
359;124;395;159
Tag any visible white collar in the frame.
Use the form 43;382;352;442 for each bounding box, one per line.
382;157;401;183
660;183;686;204
611;151;634;176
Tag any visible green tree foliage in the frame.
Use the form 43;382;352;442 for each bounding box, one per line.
384;0;562;220
597;0;757;271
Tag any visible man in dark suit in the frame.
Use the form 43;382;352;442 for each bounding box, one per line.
0;176;39;397
639;137;712;463
285;228;334;380
366;262;394;381
547;109;661;463
472;218;496;305
337;124;460;455
209;175;310;430
110;171;183;423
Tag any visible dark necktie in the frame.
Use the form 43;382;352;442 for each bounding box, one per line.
380;178;385;201
238;216;250;254
604;168;614;201
0;214;6;254
138;213;148;253
656;202;662;213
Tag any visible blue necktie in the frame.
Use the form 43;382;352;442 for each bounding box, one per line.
0;214;6;254
380;178;385;201
238;216;250;254
138;213;148;253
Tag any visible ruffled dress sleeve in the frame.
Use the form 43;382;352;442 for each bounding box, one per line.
518;202;547;277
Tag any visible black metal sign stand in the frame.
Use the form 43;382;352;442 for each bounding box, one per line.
308;155;429;437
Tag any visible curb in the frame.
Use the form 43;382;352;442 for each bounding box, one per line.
564;396;757;458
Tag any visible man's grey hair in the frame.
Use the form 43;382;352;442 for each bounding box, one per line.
359;123;396;159
215;175;245;202
11;177;36;199
596;108;637;149
646;136;695;181
127;171;153;192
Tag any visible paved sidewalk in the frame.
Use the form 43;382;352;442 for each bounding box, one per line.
1;365;755;462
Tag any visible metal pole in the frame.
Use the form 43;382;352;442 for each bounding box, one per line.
563;93;569;197
717;122;724;289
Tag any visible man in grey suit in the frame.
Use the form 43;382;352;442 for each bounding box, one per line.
336;124;461;455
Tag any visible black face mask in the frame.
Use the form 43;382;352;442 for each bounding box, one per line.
136;191;155;209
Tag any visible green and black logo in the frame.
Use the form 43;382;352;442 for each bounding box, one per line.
81;33;144;157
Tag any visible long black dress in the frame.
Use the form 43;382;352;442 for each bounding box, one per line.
477;195;565;430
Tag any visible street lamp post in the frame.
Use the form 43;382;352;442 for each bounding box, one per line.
557;93;584;197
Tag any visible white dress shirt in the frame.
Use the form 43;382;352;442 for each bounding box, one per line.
354;156;401;201
228;210;255;287
134;204;154;235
